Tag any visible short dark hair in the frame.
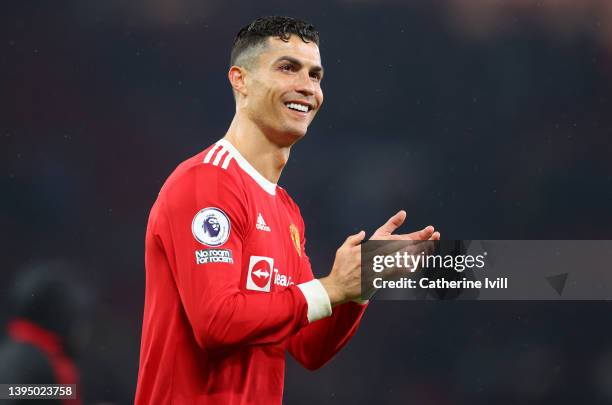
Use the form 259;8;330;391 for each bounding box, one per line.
230;16;319;68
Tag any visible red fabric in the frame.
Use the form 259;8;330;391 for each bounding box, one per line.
135;141;367;404
7;318;82;405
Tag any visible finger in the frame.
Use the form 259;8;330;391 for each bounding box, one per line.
429;231;441;240
414;225;434;240
373;210;406;236
345;230;366;246
386;225;434;241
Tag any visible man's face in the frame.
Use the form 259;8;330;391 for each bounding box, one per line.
243;35;324;143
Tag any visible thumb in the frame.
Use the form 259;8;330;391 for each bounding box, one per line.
345;230;366;246
374;210;407;236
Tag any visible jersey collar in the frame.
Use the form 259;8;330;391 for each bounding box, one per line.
217;139;277;196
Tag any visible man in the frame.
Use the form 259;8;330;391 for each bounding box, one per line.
135;16;439;404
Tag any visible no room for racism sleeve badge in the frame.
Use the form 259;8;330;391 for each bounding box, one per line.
289;223;301;257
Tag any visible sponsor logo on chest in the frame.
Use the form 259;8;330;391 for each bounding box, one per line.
246;255;294;292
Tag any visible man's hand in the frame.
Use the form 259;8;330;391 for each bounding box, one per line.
371;210;440;241
319;231;366;306
319;211;440;306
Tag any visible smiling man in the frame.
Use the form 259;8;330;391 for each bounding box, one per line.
135;16;439;405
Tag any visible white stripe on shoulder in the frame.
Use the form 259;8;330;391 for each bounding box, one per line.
203;143;221;164
202;143;231;170
212;146;227;166
216;139;277;195
221;153;233;169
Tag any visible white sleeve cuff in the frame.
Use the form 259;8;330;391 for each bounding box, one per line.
297;279;332;323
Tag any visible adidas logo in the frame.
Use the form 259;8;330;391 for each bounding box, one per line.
256;213;271;232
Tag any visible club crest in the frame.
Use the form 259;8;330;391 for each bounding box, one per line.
289;223;301;257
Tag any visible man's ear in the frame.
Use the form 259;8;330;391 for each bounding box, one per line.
228;66;248;97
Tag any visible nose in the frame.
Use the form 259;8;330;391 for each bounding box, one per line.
294;70;315;97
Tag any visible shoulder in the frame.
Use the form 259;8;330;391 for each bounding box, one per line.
152;144;250;235
277;186;305;226
276;186;298;210
159;145;246;206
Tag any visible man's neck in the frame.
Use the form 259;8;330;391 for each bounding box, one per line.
223;115;291;185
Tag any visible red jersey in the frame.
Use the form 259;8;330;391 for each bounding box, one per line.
135;139;367;404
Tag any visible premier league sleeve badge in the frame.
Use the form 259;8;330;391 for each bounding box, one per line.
192;207;231;247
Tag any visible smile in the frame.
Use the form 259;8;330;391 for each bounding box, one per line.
285;102;311;113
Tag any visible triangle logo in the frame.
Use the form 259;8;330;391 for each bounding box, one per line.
256;213;271;232
546;273;568;296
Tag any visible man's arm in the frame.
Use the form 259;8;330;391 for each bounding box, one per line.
153;166;331;351
287;211;440;370
156;166;438;352
287;252;368;370
287;301;366;370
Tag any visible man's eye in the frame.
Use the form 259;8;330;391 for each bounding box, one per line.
310;72;321;81
279;64;293;72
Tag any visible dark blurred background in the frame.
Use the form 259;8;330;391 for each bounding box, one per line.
2;0;612;404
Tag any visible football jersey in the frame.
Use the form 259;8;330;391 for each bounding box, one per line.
135;139;367;404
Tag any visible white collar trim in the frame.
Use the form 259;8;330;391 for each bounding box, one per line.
217;139;277;195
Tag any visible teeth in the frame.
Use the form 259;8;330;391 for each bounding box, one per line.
286;102;309;113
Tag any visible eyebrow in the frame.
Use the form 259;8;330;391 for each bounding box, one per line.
274;55;324;76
